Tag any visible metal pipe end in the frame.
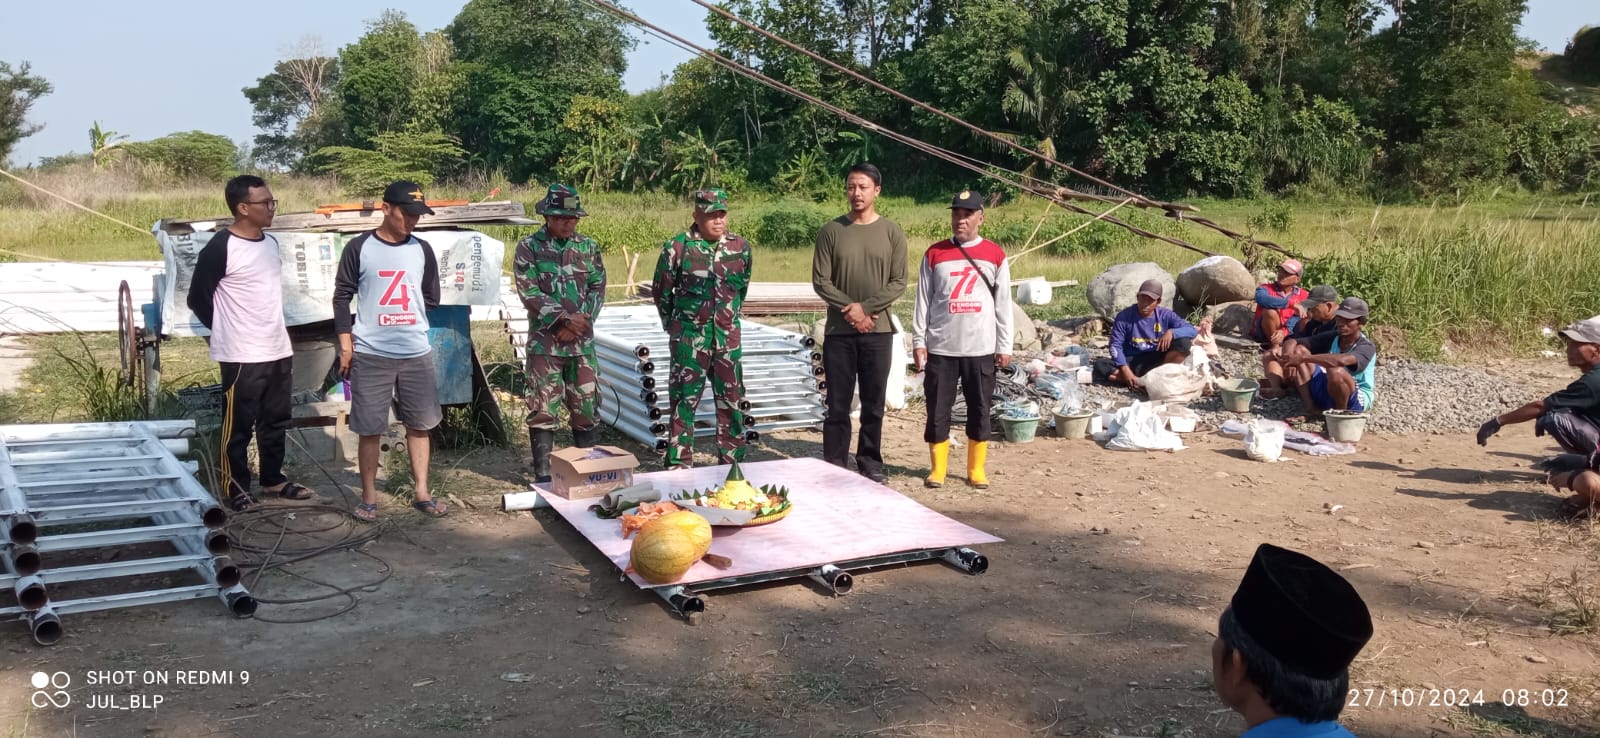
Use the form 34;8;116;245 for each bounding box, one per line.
205;531;232;556
653;440;669;452
640;361;655;374
649;423;666;435
941;547;989;575
635;346;650;359
199;505;228;529
744;431;760;444
8;515;38;545
641;377;656;390
29;608;62;646
668;592;705;616
15;575;48;611
210;557;242;589
8;543;42;576
222;589;258;618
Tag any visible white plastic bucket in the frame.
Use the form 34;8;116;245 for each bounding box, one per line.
1016;278;1052;306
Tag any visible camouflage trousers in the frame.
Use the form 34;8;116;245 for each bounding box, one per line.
665;340;746;468
526;350;600;431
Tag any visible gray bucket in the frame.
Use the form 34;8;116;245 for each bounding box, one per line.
1053;411;1093;439
1324;410;1369;443
1217;378;1260;413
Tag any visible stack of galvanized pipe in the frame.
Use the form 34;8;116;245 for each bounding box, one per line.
0;420;255;645
590;306;826;449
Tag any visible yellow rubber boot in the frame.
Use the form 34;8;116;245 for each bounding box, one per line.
967;441;989;489
925;440;949;488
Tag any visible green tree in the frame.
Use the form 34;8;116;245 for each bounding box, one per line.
1566;26;1600;84
125;131;240;180
337;11;424;144
0;61;52;166
448;0;634;181
243;49;343;170
309;130;466;196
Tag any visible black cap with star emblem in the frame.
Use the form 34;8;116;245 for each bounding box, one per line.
383;180;435;216
949;189;983;210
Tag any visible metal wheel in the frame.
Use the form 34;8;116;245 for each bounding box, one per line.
117;280;139;387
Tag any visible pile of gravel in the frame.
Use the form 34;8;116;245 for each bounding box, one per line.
1033;347;1536;436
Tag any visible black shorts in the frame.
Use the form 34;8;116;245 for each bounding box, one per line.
1126;337;1193;377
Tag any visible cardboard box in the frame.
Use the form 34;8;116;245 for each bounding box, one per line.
549;446;639;500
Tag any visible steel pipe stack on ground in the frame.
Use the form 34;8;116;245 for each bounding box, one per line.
587;306;825;450
0;421;255;644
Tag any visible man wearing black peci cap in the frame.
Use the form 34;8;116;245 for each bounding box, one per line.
1212;544;1372;737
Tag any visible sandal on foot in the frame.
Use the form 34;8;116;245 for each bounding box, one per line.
352;502;380;522
263;482;315;500
229;493;259;513
411;498;448;518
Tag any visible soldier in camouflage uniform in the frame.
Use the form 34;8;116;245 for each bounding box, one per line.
515;184;607;483
651;188;753;469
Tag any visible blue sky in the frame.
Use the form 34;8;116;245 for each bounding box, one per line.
2;0;1591;167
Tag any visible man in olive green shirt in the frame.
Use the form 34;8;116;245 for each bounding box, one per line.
812;162;909;484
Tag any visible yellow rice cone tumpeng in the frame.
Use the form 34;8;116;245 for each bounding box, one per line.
966;441;989;489
926;440;949;488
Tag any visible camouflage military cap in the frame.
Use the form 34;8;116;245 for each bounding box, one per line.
536;183;587;217
693;188;729;213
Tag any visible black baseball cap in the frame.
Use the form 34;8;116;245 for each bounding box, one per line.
1334;297;1369;320
949;189;983;210
383;181;435;216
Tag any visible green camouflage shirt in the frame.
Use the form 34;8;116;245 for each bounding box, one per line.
651;226;752;349
514;228;607;357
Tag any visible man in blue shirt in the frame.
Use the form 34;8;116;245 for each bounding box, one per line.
1107;279;1198;389
1212;544;1372;738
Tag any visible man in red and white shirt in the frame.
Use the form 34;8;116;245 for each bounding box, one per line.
911;190;1013;490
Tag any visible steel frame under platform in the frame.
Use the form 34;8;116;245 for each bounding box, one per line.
526;457;1001;618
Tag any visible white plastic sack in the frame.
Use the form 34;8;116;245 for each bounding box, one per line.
1142;345;1215;402
1104;401;1185;452
1244;419;1287;462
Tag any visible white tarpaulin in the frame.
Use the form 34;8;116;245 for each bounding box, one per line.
155;227;504;337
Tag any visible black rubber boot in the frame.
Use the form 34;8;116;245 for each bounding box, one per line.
530;428;555;484
572;427;600;449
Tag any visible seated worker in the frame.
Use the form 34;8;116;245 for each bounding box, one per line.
1478;315;1600;471
1252;259;1309;347
1279;297;1376;419
1260;285;1340;399
1212;544;1372;738
1107;279;1197;389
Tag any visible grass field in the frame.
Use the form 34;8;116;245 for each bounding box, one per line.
4;165;1600;357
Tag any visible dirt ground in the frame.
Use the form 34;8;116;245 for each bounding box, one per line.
3;363;1599;738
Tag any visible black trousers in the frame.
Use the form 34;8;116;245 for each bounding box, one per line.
924;354;996;443
822;332;896;476
219;357;293;500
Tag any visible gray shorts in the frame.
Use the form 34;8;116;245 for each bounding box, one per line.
349;352;442;436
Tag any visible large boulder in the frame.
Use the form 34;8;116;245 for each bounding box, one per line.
1177;255;1256;307
1205;300;1256;337
1087;262;1175;319
1011;302;1040;352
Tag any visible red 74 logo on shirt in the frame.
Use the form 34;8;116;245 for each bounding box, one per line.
378;270;411;312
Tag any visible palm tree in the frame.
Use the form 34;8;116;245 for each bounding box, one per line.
89;120;128;169
1000;45;1081;184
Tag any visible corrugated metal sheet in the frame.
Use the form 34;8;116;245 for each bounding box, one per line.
0;261;165;335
